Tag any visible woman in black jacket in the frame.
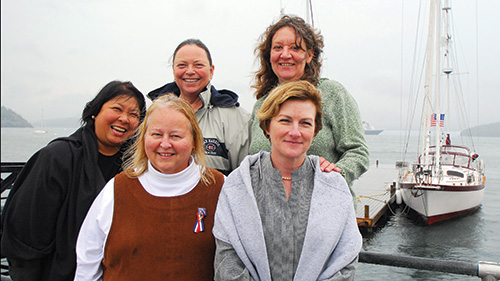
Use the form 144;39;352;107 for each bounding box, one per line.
1;80;146;281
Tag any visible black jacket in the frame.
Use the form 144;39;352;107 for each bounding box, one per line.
1;123;120;281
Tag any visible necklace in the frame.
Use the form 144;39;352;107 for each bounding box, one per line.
282;176;292;181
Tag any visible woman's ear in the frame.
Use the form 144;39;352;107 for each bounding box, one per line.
306;50;314;64
209;64;215;80
264;130;271;141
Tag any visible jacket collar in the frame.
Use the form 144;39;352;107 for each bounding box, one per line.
147;82;241;107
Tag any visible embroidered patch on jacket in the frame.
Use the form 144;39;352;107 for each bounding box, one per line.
203;138;229;159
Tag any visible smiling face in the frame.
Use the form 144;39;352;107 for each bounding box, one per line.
270;26;314;83
173;44;214;98
267;99;316;163
94;95;140;155
144;106;194;174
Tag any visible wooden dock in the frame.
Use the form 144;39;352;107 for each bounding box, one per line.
352;164;398;230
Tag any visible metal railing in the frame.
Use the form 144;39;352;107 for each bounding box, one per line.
360;251;500;280
1;162;25;195
1;162;26;278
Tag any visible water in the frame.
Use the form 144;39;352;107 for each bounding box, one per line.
1;127;79;162
1;128;499;280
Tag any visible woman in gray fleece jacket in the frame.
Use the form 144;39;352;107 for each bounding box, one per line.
213;81;362;281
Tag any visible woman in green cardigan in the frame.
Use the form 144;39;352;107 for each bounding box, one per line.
250;14;369;192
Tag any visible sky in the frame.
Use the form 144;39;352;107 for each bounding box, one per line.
1;0;499;130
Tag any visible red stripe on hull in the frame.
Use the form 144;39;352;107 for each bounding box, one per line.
425;206;481;225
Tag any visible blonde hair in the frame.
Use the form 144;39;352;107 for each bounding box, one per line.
123;94;214;185
256;80;323;140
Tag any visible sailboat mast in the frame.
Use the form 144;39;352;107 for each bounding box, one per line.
434;0;443;172
442;0;453;112
305;0;315;27
421;0;438;165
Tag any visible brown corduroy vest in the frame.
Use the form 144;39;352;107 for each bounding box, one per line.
102;170;223;281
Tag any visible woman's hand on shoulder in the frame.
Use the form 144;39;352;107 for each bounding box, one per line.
319;157;341;173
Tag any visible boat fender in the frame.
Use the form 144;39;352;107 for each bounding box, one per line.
395;182;402;205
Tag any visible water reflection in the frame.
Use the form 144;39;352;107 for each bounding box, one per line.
397;208;484;260
359;207;485;280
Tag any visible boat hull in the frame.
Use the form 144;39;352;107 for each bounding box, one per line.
364;129;383;135
399;183;485;224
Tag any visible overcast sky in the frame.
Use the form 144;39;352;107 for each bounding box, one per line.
1;0;499;130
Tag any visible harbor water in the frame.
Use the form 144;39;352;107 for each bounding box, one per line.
1;127;499;280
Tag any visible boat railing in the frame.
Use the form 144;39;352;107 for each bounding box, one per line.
430;144;471;155
1;162;499;280
417;151;479;170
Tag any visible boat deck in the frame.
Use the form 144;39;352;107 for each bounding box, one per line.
352;163;398;230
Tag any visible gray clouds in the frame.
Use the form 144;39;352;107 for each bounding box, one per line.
1;0;499;130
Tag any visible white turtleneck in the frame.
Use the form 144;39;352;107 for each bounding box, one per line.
140;158;201;197
74;157;203;281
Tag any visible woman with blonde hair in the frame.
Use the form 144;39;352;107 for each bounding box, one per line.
214;81;362;280
75;94;224;280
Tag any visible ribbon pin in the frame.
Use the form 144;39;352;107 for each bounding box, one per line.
193;207;206;233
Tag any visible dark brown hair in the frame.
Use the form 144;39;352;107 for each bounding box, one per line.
172;38;213;66
82;81;146;125
253;15;324;99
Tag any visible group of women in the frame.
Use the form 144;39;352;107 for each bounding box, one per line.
1;14;368;281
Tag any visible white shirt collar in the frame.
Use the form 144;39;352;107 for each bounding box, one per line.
138;157;202;197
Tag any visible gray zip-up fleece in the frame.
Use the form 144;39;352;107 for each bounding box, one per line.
148;82;251;175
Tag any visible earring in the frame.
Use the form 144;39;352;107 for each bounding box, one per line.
91;115;95;119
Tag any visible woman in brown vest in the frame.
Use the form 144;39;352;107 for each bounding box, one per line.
74;94;225;280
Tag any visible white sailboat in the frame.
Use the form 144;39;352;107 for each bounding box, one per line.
33;109;48;134
397;0;485;224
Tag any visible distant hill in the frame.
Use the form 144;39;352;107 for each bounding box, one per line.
1;106;33;128
461;122;500;137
